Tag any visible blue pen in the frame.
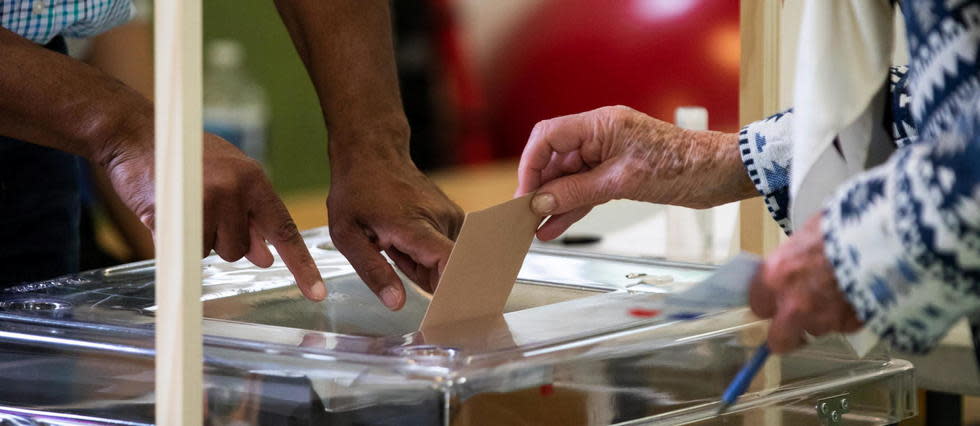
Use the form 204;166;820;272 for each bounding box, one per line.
716;343;771;416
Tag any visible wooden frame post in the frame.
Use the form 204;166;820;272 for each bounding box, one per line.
154;0;203;424
739;0;784;255
740;2;784;425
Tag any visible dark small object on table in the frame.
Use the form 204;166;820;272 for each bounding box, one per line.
559;234;602;245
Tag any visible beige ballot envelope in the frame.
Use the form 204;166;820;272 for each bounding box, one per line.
420;194;542;331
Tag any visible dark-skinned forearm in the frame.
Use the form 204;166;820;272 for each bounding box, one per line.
272;0;410;174
0;27;152;166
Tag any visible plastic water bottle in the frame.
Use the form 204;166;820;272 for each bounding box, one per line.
670;106;713;262
204;40;270;167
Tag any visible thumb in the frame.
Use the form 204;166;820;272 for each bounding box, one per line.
530;165;616;216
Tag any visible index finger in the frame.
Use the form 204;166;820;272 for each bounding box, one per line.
516;113;594;196
388;222;455;278
250;189;325;301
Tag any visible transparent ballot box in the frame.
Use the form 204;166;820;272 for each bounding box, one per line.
0;227;915;425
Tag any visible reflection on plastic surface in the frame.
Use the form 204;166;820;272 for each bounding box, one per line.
0;227;916;425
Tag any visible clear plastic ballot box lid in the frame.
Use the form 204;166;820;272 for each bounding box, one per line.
0;227;915;425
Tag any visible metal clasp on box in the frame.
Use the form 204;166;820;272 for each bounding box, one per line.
816;393;850;425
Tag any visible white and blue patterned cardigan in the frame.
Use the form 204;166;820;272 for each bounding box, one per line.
740;0;980;354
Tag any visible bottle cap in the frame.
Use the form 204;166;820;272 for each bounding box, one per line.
208;39;244;68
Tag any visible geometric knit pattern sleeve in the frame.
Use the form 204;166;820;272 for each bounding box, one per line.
822;0;980;354
822;94;980;354
739;109;794;232
738;66;915;234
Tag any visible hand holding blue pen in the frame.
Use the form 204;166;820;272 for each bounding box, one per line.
716;343;771;416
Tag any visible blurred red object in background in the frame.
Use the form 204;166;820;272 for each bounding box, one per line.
431;0;496;165
485;0;739;159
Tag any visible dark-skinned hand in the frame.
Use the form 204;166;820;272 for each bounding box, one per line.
101;131;326;301
327;158;463;310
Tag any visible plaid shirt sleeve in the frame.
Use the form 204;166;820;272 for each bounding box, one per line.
1;0;133;44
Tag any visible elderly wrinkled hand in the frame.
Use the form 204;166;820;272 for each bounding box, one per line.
515;105;755;241
749;214;863;353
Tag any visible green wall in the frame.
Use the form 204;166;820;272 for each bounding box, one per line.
203;2;329;194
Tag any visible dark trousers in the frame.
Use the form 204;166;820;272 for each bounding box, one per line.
0;36;79;287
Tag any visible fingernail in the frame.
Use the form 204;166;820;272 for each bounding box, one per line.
531;193;556;215
381;286;401;310
310;280;326;301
